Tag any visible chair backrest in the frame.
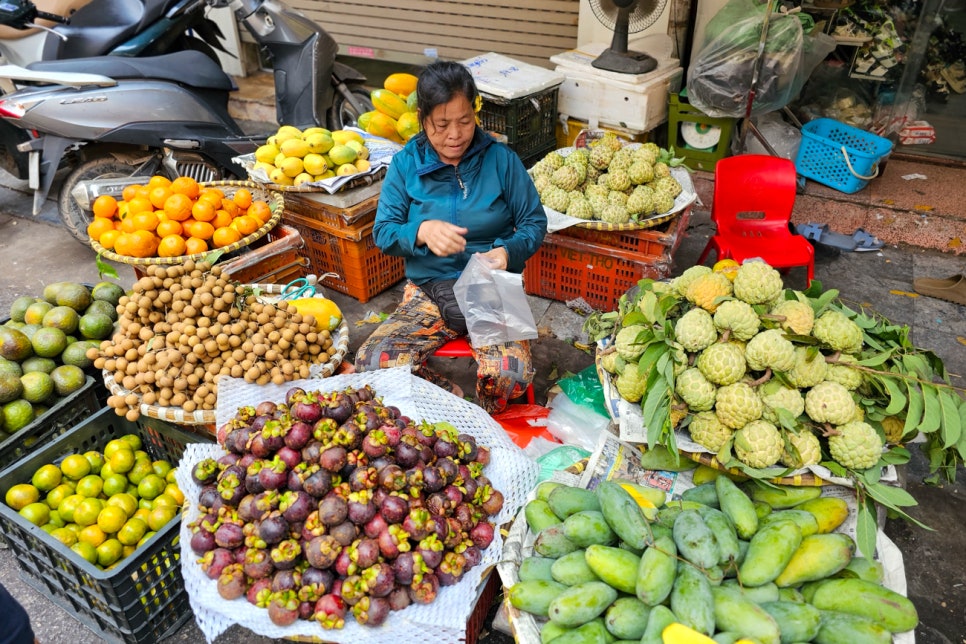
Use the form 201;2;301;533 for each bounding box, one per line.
711;154;797;235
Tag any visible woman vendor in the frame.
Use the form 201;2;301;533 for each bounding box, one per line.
354;60;547;413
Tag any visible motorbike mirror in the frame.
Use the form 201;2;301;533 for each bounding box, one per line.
70;176;153;211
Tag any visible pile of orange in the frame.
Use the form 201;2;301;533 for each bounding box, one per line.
86;175;274;258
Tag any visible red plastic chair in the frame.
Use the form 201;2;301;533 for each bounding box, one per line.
431;337;536;405
697;154;814;284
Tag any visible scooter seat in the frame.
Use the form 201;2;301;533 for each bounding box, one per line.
26;51;236;92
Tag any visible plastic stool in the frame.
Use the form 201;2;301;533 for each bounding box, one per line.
431;337;536;405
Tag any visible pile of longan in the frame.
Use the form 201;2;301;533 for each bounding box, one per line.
89;261;334;421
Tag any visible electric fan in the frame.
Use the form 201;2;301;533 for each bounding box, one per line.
588;0;668;74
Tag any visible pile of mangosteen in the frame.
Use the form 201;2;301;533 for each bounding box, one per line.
187;384;503;629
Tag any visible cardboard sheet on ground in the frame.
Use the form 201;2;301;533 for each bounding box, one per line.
175;367;538;644
497;429;913;644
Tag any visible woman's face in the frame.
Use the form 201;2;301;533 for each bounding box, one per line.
421;93;476;166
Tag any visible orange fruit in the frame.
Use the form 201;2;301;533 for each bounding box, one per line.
248;200;272;224
87;218;116;241
232;188;253;210
156;219;183;237
96;538;123;567
184;237;208;255
126;196;154;216
99;229;122;250
148;186;173;210
157;234;187;258
78;524;107;547
212;209;233;229
233;214;261;236
184;220;214;241
5;483;40;510
169;176;200;199
61;453;92;480
92;195;118;219
97;505;128;534
212;226;242;248
163;193;193;222
117;517;148;546
199;187;224;203
146;175;171;189
71;541;98;565
129;230;159;257
190;199;216;222
219;199;239;218
130;210;160;232
121;184;142;202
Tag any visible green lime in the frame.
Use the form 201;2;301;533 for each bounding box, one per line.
23;301;53;325
91;282;125;306
70;541;98;565
3;399;35;432
78;312;114;341
58;494;85;522
42;306;80;334
9;296;36;323
46;483;74;510
18;324;41;341
84;450;105;473
42;282;67;305
75;474;104;499
85;299;118;322
20;372;54;404
32;463;63;491
55;283;92;312
102;473;128;497
50;526;78;546
50;365;85;397
0;357;22;377
30;327;68;359
5;482;40;510
60;453;92;480
20;356;57;375
0;372;24;404
60;342;94;369
120;433;143;451
0;326;33;361
19;501;50;527
96;538;124;568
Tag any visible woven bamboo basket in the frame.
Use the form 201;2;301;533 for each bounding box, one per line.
90;180;283;266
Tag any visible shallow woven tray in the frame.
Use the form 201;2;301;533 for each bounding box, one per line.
90;180;284;266
102;317;350;426
574;209;680;232
256;165;387;193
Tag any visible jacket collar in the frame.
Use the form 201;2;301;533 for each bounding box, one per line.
412;127;493;176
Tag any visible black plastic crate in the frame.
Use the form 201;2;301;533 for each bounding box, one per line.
0;375;100;471
479;86;559;163
519;140;558;170
0;407;212;644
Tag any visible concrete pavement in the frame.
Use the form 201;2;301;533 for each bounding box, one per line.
1;163;965;642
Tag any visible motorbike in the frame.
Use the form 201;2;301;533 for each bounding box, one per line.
0;0;228;67
0;0;374;243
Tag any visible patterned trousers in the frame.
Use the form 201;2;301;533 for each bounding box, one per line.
354;282;534;413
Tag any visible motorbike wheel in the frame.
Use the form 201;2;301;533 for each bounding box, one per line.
57;155;158;245
328;87;374;130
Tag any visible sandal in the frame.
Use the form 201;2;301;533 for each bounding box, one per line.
851;228;884;252
796;223;858;251
913;274;966;306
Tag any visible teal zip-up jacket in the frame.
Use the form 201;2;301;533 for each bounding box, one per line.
372;127;547;285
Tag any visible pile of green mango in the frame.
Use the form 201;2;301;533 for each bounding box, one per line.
507;472;918;644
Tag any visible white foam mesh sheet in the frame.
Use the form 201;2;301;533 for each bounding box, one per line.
177;366;538;643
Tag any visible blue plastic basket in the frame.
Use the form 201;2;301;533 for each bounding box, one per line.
795;118;894;194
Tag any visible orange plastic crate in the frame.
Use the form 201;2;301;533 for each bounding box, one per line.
282;209;404;303
555;209;691;263
523;217;687;311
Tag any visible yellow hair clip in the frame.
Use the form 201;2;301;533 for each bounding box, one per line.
473;95;482;113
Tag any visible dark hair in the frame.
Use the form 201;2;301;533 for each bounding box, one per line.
416;61;478;124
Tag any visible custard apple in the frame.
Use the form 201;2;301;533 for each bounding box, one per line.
672;266;713;297
589;145;614;170
733;419;783;468
588;194;609;219
601;203;631;225
651;175;682;198
828;421;883;470
530;160;553;179
600;350;620;374
697;342;747;386
597;172;610;186
744;329;797;373
626;185;655;216
551;165;581;191
544;151;565;170
758;380;805;423
804;381;857;425
825;354;864;390
566;195;594;220
606;169;631;192
584;183;609;201
674;308;718;352
688;411;733;452
771;299;815;336
785;347;828;389
586;164;602;184
607;190;629;206
781;429;822;468
615;362;648;403
713;299;760;342
812;311;864;354
686;272;734;313
532;174;551;195
541;185;570;213
733;261;784;305
629;160;655;185
633;145;659;166
609;148;634;173
653;192;675;215
880;415;906;444
653;161;671;179
615;324;648;361
565;148;590;167
715;382;763;429
675;367;717;412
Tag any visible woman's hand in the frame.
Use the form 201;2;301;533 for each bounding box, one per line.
479;247;508;270
417;220;468;256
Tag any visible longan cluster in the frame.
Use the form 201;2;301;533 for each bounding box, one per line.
89;260;334;421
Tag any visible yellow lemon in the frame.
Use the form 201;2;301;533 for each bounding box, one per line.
302;153;328;176
279;138;310;159
254;143;280;164
304;132;334;155
279;156;304;178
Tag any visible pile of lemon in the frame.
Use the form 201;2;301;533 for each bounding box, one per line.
4;433;184;570
252;126;371;187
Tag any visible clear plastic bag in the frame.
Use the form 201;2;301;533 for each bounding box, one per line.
453;253;539;348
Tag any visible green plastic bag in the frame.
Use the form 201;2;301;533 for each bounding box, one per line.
535;445;592;482
558;364;609;419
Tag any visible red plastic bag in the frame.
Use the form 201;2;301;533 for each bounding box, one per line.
491;405;557;449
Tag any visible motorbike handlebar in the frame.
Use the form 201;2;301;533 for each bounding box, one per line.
34;10;69;25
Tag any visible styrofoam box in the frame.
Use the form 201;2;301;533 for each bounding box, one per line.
549;41;677;84
461;52;564;100
555;63;683;133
